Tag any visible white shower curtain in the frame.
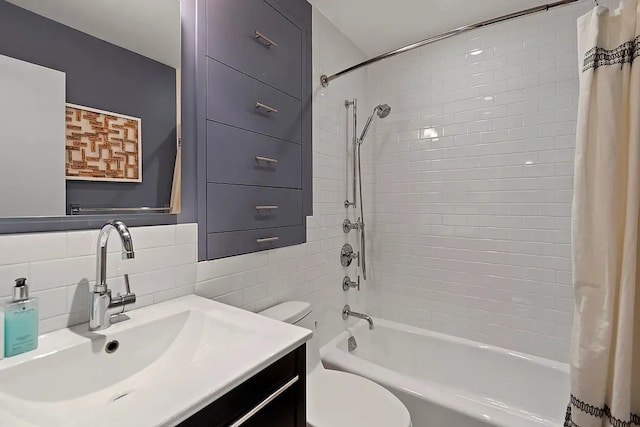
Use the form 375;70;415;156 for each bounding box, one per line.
567;1;640;426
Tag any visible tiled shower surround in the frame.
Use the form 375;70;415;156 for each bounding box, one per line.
361;1;601;362
0;2;604;362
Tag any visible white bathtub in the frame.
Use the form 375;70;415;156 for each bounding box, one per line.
321;319;569;427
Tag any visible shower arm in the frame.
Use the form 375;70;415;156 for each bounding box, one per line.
358;113;376;145
359;105;391;144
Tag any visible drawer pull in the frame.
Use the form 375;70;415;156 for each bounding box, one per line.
256;205;279;210
255;156;279;164
230;375;298;426
256;237;279;244
255;102;278;114
254;31;278;48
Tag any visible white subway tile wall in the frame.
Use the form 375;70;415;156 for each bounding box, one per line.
0;9;367;346
361;2;599;362
0;224;197;334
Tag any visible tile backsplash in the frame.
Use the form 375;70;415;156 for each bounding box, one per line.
0;224;197;334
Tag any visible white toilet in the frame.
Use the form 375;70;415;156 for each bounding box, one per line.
260;301;411;427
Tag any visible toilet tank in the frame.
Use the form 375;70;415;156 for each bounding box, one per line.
260;301;320;372
260;301;313;329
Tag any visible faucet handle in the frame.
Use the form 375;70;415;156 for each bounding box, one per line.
121;273;136;305
342;276;360;292
124;274;132;295
111;274;136;308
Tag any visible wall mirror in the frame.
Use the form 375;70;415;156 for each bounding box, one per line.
0;0;181;226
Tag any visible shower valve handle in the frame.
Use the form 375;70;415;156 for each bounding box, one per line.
343;276;360;291
343;218;362;234
340;243;359;267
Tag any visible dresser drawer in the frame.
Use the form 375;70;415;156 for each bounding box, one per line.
206;0;302;99
178;346;306;426
207;184;302;233
207;225;305;259
207;121;301;189
207;59;302;143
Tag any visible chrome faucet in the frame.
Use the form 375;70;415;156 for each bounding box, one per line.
342;305;374;330
89;220;137;331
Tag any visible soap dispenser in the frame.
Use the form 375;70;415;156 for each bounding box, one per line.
4;278;38;357
0;303;4;361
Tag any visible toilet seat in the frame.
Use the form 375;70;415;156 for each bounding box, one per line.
306;369;411;427
258;302;411;426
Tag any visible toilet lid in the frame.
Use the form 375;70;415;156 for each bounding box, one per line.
307;370;411;427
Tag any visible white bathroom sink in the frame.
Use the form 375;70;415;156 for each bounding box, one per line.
0;295;311;426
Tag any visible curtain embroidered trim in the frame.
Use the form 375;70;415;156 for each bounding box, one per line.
564;395;640;427
583;35;640;71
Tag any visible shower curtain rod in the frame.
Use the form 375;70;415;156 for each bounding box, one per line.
320;0;583;87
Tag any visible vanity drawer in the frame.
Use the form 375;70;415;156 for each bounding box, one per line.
207;225;305;259
179;346;306;427
207;121;301;189
206;184;302;233
206;0;302;99
207;58;302;144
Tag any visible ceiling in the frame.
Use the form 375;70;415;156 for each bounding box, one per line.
309;0;571;57
7;0;181;68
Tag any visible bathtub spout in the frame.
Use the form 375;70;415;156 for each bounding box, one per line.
342;305;374;330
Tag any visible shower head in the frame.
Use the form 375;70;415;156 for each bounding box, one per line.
359;104;392;144
376;104;391;118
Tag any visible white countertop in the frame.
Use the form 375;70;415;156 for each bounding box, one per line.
0;295;312;427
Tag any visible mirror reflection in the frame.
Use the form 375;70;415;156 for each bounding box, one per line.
0;0;181;217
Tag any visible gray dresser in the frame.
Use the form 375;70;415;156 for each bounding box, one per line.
200;0;312;260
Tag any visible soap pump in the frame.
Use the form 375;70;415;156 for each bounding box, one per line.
4;278;38;357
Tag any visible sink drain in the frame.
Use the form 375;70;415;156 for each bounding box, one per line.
105;340;120;354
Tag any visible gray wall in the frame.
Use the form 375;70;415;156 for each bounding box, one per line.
0;0;177;213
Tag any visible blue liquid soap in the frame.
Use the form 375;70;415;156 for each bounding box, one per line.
4;278;38;358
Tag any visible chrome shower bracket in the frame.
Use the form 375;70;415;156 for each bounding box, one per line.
340;243;359;267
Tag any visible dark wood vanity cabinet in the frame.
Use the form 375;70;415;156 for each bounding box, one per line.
198;0;312;260
179;345;306;426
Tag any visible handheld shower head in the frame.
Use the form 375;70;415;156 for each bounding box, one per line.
359;104;392;144
376;104;391;118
